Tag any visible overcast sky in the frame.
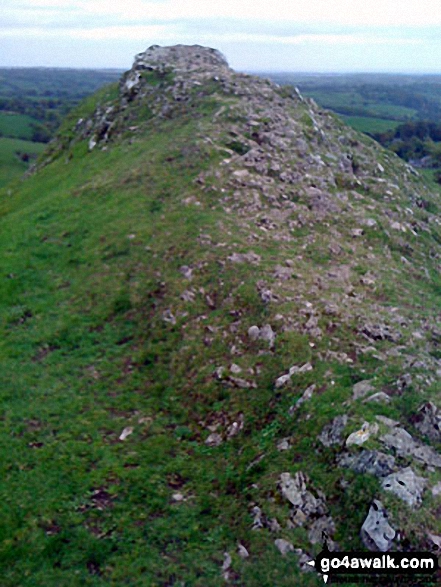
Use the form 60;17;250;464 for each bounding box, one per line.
3;0;441;72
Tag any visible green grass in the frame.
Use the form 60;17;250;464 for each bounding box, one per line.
341;115;400;134
0;112;38;140
0;73;440;586
0;137;45;187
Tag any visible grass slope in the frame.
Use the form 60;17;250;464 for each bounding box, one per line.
0;137;45;187
0;71;440;587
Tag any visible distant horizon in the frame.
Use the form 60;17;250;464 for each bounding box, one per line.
3;65;441;77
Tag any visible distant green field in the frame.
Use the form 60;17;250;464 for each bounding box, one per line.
341;115;400;134
0;137;45;187
0;112;38;140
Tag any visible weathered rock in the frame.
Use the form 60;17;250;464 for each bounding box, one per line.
289;384;316;414
237;543;249;559
381;467;426;507
412;402;441;441
278;472;327;526
361;500;396;552
346;422;379;446
248;325;260;340
363;392;391;404
251;506;265;530
318;415;348;447
276;438;291;451
275;362;313;388
205;432;223;447
352;380;375;400
307;516;336;546
260;324;276;348
380;427;441;467
360;323;401;343
133;44;230;75
338;450;395;477
274;538;295;555
432;481;441;497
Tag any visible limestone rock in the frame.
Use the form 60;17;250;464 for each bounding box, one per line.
346;422;379;446
380;427;441;468
361;500;396;552
318;415;348;447
352;380;375;400
278;472;327;526
274;538;295;555
412;402;441;442
133;44;229;75
381;467;426;507
338;450;395;477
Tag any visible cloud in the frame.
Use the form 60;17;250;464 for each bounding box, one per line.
5;0;441;28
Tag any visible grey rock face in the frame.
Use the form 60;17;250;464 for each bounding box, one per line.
274;538;294;555
318;415;348;447
338;450;396;477
134;44;229;74
279;472;327;526
380;427;441;467
361;500;396;552
352;380;375;400
381;467;426;507
412;402;441;441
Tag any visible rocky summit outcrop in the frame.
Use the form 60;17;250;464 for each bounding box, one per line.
20;45;441;584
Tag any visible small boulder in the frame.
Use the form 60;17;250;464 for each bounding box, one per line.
318;415;348;447
381;467;426;507
274;538;295;556
361;500;396;552
412;402;441;442
346;422;379;446
352;380;375;400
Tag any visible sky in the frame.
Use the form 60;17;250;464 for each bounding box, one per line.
3;0;441;72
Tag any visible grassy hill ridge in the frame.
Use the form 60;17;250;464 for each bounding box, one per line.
1;46;440;586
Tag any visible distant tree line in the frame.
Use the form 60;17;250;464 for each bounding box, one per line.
373;121;441;182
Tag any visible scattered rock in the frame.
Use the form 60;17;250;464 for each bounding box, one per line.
237;543;249;559
228;251;261;265
411;402;441;442
432;482;441;497
251;506;265;530
248;325;260;340
375;415;399;428
361;500;396;552
119;427;134;441
275;363;313;388
205;433;223;447
276;438;291;451
338;450;395;477
352;380;375;400
363;392;391;404
360;323;401;343
318;415;348;447
171;492;185;502
346;422;379;446
289;384;316;414
278;472;327;526
260;324;276;348
381;467;426;507
274;538;295;555
162;309;176;324
179;265;193;279
380;427;441;468
396;373;412;391
308;516;336;546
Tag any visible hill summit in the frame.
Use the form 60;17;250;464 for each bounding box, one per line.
1;45;441;586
